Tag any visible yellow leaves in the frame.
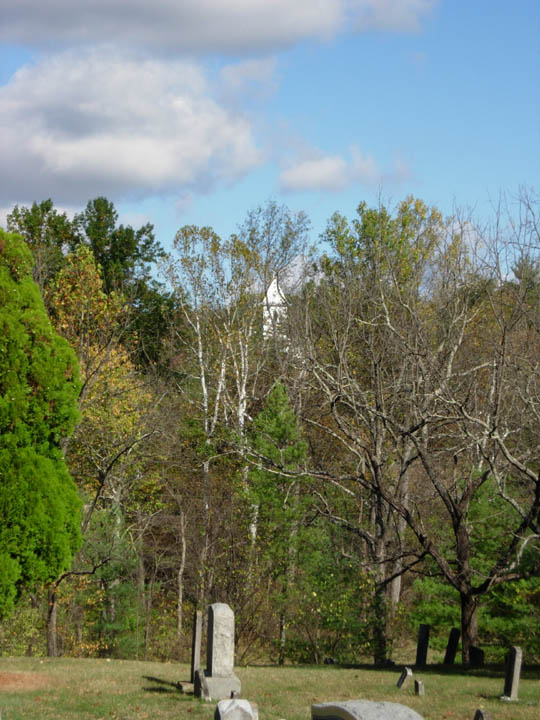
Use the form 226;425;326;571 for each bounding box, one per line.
82;345;142;422
210;237;222;256
48;246;126;346
229;235;260;266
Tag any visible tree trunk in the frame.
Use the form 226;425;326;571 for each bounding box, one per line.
278;482;299;665
372;585;388;665
197;459;211;607
278;600;286;666
388;470;409;620
460;592;478;665
177;509;187;644
371;496;389;665
144;577;154;660
47;588;58;657
136;550;145;659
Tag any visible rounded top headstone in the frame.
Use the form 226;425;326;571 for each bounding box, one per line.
312;700;425;720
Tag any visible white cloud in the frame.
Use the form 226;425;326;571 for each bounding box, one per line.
0;51;261;206
280;146;380;193
281;155;350;193
350;146;380;184
0;1;434;208
218;58;278;105
348;0;437;32
1;1;438;54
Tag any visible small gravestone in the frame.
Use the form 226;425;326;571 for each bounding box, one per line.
312;700;425;720
443;627;460;665
469;646;484;668
397;667;413;689
190;609;203;683
415;624;430;668
195;603;241;701
473;711;491;720
414;680;424;696
215;698;258;720
501;645;522;701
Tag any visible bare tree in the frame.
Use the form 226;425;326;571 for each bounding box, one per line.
293;194;540;663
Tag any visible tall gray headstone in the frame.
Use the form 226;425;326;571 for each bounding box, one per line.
415;624;430;668
501;645;522;701
443;627;460;665
190;609;203;683
207;603;235;676
195;603;241;701
414;680;424;696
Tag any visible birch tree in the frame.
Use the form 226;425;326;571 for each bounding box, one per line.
164;202;309;604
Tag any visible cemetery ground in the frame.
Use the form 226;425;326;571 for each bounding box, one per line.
0;658;538;720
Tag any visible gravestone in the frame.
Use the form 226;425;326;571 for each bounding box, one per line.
473;711;491;720
414;680;424;696
443;627;460;665
469;646;484;668
397;667;413;689
312;700;425;720
215;698;258;720
415;624;430;668
195;603;241;701
501;645;522;701
190;609;203;683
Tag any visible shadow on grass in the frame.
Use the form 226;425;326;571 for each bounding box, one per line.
142;675;182;694
353;663;540;679
242;663;540;681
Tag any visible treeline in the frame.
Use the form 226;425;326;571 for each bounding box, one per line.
0;192;539;665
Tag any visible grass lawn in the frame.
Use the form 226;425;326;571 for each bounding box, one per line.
0;657;538;720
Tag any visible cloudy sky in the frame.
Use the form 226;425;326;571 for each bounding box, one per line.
1;1;539;247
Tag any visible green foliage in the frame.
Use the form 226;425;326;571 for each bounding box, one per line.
323;196;442;290
7;199;77;293
409;575;461;643
0;229;82;618
74;198;174;366
250;382;307;465
8;197;172;365
248;385;374;663
73;197;163;293
466;476;523;576
410;574;540;661
248;382;309;570
286;527;373;663
0;596;43;656
511;253;540;294
483;577;540;660
410;472;540;659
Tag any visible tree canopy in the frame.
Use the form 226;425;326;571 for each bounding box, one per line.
0;229;82;618
1;191;539;665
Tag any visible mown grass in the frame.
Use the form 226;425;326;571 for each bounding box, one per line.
0;657;538;720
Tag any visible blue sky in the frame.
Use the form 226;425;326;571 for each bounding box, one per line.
1;1;538;251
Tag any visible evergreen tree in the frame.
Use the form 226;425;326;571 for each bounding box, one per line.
248;382;308;662
0;229;82;618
